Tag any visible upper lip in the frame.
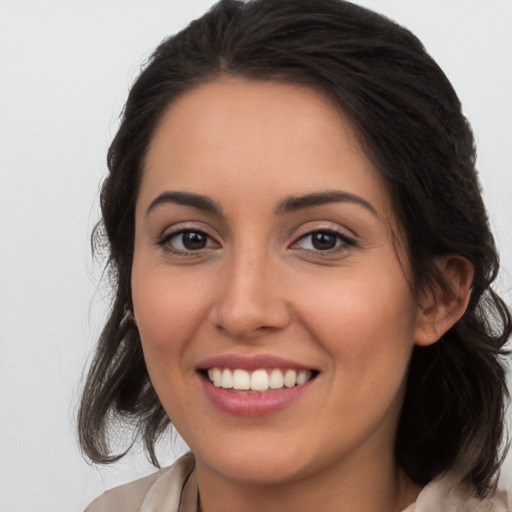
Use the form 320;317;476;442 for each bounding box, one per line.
197;354;317;372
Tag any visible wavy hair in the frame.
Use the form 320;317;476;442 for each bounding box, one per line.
78;0;510;497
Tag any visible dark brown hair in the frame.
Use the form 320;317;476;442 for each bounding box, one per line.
78;0;511;497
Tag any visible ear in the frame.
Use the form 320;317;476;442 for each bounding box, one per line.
414;256;474;347
128;306;138;326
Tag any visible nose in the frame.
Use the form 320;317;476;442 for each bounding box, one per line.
208;250;291;339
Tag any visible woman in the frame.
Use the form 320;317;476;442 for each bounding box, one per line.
79;0;511;510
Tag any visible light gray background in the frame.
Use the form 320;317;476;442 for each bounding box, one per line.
0;1;511;510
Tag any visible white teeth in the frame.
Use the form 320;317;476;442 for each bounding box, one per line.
297;370;312;386
251;369;269;391
221;368;233;388
232;369;250;390
284;369;297;388
269;369;284;389
212;368;222;387
207;367;314;391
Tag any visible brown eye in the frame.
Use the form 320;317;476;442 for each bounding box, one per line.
160;229;218;253
292;229;356;253
181;231;207;250
311;232;337;250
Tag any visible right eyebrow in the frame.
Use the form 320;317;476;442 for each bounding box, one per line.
145;191;224;217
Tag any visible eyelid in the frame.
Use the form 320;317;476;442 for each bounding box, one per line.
289;224;357;254
292;221;356;241
293;230;354;248
157;220;218;240
157;223;221;254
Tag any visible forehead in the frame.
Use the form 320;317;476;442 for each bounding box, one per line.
140;78;393;221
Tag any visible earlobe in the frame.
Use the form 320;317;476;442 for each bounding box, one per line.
414;256;474;347
127;307;138;327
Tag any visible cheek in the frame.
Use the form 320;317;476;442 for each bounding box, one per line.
131;267;211;360
291;267;418;372
131;267;214;418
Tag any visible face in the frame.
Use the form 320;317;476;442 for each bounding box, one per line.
132;78;424;486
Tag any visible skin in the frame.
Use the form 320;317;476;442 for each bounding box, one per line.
131;78;470;512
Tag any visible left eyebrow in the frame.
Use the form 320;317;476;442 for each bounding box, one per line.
274;190;380;219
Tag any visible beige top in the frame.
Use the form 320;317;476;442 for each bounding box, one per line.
85;453;509;512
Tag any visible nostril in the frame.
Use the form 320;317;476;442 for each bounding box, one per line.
209;300;291;338
207;266;291;337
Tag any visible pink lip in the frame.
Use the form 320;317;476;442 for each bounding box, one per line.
200;376;315;417
196;354;318;417
197;353;315;371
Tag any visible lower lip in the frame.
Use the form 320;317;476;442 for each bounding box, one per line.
200;376;314;417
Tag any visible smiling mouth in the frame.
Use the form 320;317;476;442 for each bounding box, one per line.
202;368;318;392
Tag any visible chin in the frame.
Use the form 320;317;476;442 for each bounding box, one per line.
195;438;316;485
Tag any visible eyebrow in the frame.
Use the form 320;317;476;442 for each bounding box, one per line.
274;190;380;218
146;189;379;219
146;191;223;216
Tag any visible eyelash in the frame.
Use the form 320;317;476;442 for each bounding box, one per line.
291;229;356;254
157;229;218;255
157;228;356;256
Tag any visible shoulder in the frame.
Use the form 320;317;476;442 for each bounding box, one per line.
403;472;509;512
84;452;195;512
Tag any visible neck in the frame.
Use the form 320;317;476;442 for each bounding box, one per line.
195;449;421;512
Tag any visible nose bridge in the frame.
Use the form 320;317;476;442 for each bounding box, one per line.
210;241;289;337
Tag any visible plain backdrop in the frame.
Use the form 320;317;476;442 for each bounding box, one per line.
0;1;511;510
